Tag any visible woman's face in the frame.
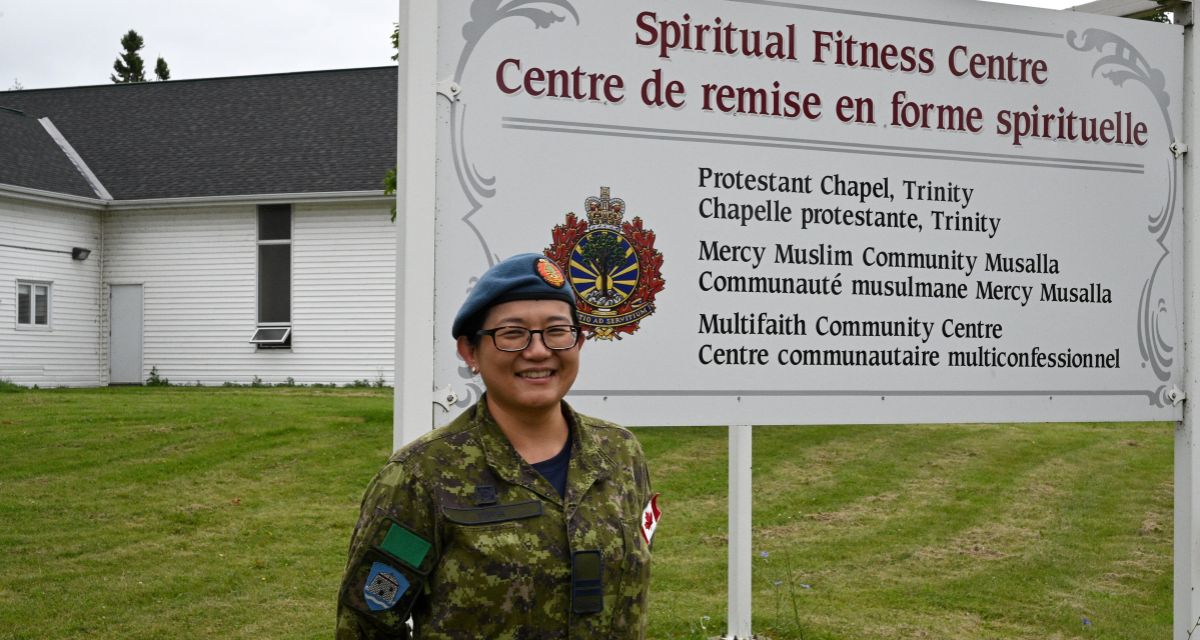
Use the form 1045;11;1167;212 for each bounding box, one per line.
457;299;582;416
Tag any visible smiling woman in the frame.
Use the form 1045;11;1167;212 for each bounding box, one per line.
336;253;657;639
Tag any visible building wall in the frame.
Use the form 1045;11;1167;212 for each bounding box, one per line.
102;200;395;385
0;195;104;386
291;201;396;384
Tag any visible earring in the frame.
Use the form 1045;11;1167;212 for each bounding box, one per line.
471;366;479;374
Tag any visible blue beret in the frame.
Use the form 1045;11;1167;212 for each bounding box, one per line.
451;253;576;338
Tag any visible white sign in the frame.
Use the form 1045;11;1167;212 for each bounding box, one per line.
430;0;1184;426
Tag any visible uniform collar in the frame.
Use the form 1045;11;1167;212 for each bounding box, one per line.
471;397;615;507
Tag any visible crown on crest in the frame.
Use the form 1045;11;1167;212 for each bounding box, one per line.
584;186;625;231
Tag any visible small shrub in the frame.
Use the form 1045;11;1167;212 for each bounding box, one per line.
146;366;170;386
251;376;265;388
283;377;296;387
0;378;25;392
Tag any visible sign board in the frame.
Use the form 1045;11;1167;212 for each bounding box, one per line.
430;0;1183;426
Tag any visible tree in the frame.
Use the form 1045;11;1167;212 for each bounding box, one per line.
9;78;23;91
580;231;625;301
1138;0;1176;22
111;30;147;83
154;56;171;81
384;168;397;222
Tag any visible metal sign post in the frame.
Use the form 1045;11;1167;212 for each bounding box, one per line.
727;424;754;639
394;0;439;449
1178;4;1199;638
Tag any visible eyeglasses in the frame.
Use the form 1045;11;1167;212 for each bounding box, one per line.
475;325;581;352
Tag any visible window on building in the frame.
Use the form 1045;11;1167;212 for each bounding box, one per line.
16;281;51;328
254;204;291;348
249;326;291;346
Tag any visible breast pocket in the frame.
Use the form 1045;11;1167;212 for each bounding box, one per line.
432;520;537;634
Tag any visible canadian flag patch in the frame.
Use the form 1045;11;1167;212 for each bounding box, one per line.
640;493;662;545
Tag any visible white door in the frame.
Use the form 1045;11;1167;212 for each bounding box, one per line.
109;284;143;385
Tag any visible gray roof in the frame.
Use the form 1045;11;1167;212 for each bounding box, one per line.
0;107;97;198
0;67;397;200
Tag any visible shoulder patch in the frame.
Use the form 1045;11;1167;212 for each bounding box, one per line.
640;493;661;545
380;522;432;571
364;562;410;611
365;518;436;575
340;548;423;628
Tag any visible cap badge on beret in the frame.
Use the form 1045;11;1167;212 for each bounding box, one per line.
536;258;566;288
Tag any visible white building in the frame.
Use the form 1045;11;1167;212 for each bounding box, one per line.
0;67;398;386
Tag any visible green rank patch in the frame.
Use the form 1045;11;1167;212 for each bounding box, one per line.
369;518;435;574
380;523;431;570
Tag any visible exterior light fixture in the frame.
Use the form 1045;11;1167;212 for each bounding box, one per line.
71;247;91;261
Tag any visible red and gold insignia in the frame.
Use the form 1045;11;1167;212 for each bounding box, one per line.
536;258;565;288
544;186;665;341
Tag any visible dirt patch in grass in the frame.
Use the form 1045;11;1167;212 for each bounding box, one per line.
893;454;1082;581
800;491;900;525
817;608;993;640
780;471;954;533
699;533;728;546
913;522;1039;562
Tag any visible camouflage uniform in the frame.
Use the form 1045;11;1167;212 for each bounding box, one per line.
336;398;653;639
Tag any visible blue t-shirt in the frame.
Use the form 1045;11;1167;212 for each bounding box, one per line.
531;434;572;498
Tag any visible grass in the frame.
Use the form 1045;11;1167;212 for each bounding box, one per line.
0;387;1172;639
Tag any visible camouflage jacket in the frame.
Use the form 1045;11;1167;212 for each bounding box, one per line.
336;399;654;639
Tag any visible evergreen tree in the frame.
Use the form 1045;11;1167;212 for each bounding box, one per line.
111;30;147;83
580;231;625;300
1141;0;1174;22
154;56;171;81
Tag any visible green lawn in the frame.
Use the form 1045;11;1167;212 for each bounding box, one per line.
0;387;1171;639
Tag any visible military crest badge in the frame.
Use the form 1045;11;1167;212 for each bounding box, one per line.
363;562;409;611
544;187;665;340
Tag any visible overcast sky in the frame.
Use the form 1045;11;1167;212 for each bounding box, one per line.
0;0;1090;91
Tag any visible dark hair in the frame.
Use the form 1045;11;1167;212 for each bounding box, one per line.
462;312;485;347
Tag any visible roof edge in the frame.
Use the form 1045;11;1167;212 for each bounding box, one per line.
0;65;397;94
0;183;105;209
38;118;113;200
0;185;390;211
110;190;391;210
